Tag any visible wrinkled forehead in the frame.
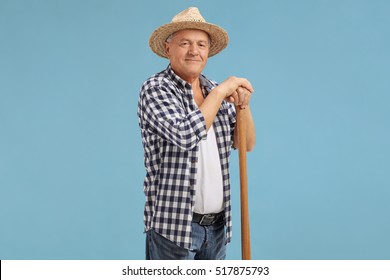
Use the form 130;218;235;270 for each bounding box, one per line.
167;29;211;42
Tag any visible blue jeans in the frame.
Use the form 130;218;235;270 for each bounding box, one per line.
145;220;226;260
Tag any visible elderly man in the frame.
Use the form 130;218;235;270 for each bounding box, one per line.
138;7;256;260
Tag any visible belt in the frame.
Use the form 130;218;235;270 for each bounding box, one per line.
192;212;224;226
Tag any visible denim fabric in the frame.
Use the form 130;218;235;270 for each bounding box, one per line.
146;220;226;260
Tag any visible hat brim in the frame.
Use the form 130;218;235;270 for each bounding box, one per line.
149;21;229;58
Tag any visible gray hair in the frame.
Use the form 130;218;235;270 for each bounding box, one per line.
165;33;175;43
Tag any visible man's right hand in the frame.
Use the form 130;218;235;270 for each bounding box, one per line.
217;77;254;109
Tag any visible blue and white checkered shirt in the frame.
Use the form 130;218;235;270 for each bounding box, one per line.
138;65;236;249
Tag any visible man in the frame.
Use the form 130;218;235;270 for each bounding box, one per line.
138;7;256;260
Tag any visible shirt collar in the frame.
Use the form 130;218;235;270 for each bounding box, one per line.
166;64;214;92
166;65;191;90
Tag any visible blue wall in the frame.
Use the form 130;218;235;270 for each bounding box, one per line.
1;0;389;259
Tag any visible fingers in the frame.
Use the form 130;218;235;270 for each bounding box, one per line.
231;76;254;94
228;87;251;108
226;96;235;104
218;76;254;107
231;90;239;105
236;86;251;109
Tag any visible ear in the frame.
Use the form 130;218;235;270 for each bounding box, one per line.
164;42;170;58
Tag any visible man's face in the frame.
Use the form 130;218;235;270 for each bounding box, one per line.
165;29;210;83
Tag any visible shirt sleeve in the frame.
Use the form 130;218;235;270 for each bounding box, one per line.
226;102;237;148
139;85;207;151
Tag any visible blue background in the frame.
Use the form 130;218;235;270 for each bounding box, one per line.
1;0;389;260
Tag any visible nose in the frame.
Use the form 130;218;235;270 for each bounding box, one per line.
188;43;199;56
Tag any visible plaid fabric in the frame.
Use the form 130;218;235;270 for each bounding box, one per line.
138;65;236;249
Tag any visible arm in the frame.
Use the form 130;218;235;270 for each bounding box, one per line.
140;85;207;151
198;76;256;152
199;76;254;130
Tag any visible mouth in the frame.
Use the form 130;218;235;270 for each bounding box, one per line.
185;59;202;62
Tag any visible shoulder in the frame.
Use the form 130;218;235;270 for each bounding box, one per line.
200;73;219;90
141;70;171;92
138;69;186;110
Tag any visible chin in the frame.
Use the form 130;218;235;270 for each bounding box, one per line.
186;64;204;73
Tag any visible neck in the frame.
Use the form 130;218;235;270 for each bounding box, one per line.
188;76;201;88
178;73;200;86
170;65;201;87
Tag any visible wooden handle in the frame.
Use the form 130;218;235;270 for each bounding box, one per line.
236;106;251;260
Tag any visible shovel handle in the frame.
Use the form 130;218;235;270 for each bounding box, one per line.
236;106;251;260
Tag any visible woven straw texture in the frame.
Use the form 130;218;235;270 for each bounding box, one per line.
149;7;229;58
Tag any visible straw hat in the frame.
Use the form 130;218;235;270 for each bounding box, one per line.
149;7;229;58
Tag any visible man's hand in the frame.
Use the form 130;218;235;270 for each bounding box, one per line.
201;76;254;130
217;77;254;109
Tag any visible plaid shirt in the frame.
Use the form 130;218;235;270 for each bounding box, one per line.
138;65;236;249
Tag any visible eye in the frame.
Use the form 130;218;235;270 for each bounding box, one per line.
180;41;189;47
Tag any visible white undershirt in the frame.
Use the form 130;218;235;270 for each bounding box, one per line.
194;125;224;214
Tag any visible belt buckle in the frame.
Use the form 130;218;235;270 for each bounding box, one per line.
199;214;215;225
